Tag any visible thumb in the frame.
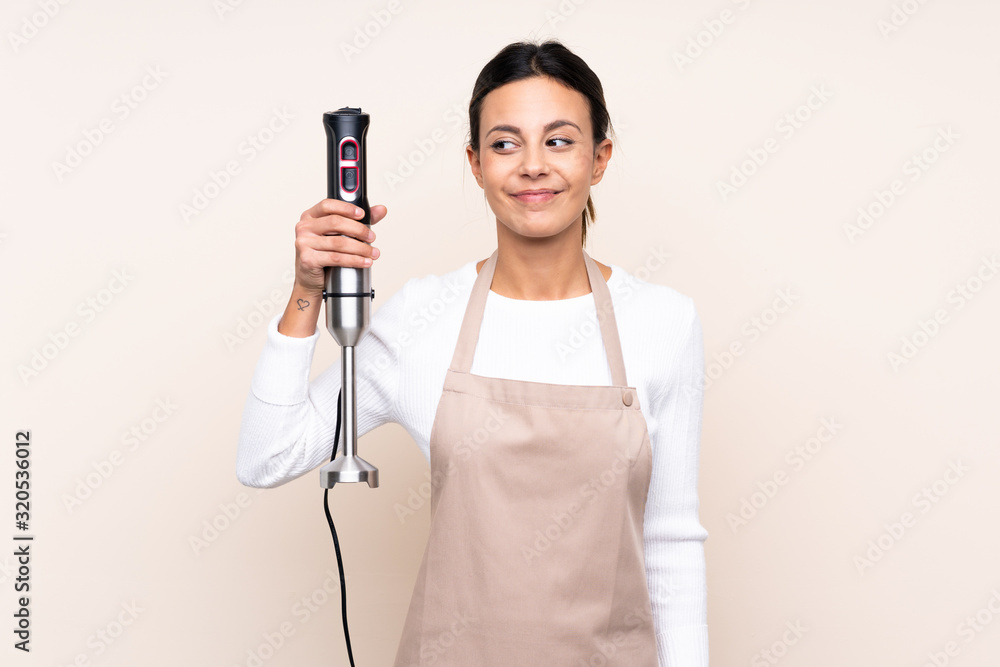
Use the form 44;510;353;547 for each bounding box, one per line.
370;204;388;224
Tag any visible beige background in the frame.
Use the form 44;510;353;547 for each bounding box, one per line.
3;0;999;665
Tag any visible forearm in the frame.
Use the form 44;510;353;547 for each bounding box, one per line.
277;284;323;338
236;388;339;488
236;310;329;487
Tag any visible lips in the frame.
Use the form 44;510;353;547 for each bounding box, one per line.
511;189;561;203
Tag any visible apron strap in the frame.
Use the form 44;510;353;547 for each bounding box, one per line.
450;248;629;387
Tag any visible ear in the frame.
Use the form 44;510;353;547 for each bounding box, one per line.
590;138;613;186
466;145;484;189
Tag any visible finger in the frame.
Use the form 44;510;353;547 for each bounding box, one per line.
303;198;364;221
312;249;376;269
312;212;375;242
313;233;377;258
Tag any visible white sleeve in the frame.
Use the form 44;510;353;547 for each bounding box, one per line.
644;298;710;666
235;281;406;488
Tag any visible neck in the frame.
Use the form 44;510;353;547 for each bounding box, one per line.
478;217;608;300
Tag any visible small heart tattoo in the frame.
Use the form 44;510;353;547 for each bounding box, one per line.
296;299;310;311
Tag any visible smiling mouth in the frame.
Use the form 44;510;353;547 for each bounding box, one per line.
511;190;561;203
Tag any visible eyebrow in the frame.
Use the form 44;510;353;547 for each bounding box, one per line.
486;119;582;137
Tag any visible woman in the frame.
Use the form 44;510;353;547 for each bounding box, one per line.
237;39;709;666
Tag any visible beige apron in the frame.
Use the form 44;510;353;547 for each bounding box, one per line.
393;248;658;666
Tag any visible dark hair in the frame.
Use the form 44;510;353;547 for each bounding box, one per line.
467;39;616;247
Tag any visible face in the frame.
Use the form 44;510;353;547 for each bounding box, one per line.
467;75;612;241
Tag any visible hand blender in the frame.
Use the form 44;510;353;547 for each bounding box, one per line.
320;107;379;489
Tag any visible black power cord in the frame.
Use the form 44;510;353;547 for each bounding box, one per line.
323;388;356;666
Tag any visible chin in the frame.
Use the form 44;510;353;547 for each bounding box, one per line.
506;216;577;239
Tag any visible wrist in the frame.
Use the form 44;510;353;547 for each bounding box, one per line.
291;281;323;299
278;287;323;338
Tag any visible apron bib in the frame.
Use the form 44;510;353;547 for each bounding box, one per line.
393;248;658;666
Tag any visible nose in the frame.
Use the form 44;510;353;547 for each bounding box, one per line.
518;140;549;177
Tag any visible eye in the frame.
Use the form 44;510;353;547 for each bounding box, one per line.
549;137;574;147
490;139;515;151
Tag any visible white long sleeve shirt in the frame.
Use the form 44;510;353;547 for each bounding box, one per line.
236;258;709;666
